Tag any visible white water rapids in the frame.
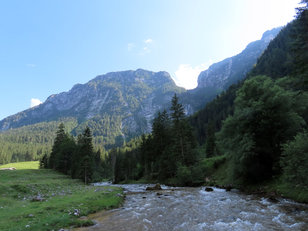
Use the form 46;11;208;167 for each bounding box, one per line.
76;183;308;231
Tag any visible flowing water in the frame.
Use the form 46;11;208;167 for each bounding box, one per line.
75;183;308;231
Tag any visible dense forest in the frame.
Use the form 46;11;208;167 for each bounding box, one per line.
0;118;78;164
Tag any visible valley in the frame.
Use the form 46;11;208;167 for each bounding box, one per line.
0;1;307;230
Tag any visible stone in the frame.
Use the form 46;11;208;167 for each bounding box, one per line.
31;195;44;202
146;183;162;191
225;185;232;192
205;187;214;192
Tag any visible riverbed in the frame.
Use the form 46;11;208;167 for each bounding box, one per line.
74;183;308;231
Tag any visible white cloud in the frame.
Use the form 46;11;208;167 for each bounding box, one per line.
127;43;135;51
174;61;213;89
30;98;42;108
128;38;154;55
141;38;153;54
142;46;150;53
144;38;153;44
26;64;36;68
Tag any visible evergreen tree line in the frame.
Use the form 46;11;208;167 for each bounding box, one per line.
101;94;203;185
0;119;77;165
40;124;103;184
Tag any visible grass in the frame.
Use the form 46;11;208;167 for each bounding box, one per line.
0;161;39;170
0;161;124;231
273;180;308;203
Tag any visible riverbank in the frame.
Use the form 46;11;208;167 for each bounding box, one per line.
0;161;124;231
118;155;308;204
203;156;308;203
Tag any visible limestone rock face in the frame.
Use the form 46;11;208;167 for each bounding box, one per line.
0;69;185;140
197;27;281;90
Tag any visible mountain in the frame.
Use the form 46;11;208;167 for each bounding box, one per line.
0;27;282;164
0;69;184;141
180;27;281;112
190;15;308;145
197;27;281;90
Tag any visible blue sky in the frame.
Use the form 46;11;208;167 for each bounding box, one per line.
0;0;301;120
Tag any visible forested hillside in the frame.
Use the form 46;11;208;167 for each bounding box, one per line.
94;2;308;194
0;70;184;164
0;119;77;164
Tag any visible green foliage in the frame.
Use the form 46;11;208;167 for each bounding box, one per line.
0;118;78;165
281;131;308;187
200;155;226;175
176;165;193;186
218;76;305;183
102;94;198;185
43;124;101;184
205;122;217;157
189;84;238;145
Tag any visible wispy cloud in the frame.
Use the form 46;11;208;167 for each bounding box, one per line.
127;43;135;51
26;64;36;68
140;38;153;55
128;38;154;55
144;38;153;44
174;61;213;89
30;98;42;108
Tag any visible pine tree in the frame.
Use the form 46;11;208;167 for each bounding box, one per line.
76;127;95;184
170;94;196;167
205;122;216;158
49;123;66;169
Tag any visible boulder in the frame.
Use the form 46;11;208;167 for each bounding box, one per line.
205;187;214;192
31;195;44;202
146;183;162;191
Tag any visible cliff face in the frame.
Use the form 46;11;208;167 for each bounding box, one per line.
0;69;184;139
197;27;281;90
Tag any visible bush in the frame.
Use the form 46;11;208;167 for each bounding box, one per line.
281;132;308;187
176;165;192;186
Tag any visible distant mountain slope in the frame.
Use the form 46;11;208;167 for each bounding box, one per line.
0;69;184;140
181;27;281;112
197;27;281;90
190;14;308;144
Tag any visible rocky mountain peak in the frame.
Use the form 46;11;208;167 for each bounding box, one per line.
197;27;282;90
0;69;184;142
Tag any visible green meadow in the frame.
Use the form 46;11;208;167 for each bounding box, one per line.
0;161;123;231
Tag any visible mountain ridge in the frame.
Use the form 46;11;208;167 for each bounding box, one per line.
197;27;282;91
0;69;184;137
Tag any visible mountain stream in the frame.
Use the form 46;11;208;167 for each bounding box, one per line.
74;183;308;231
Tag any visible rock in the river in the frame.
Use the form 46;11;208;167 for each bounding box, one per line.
146;183;162;191
225;185;232;192
205;187;214;192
